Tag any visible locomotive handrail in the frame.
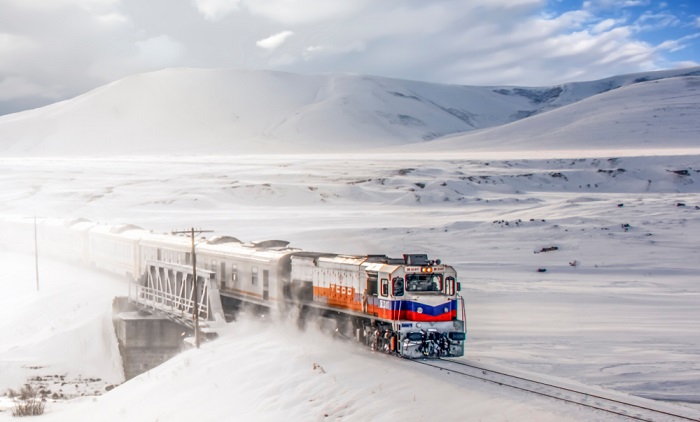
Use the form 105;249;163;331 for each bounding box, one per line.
458;295;466;324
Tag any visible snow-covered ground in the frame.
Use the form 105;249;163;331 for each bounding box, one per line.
1;152;698;420
0;252;626;421
0;65;698;420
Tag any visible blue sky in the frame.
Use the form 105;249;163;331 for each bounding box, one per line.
0;0;698;115
546;1;699;66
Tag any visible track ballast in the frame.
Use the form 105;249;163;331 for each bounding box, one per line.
411;358;700;422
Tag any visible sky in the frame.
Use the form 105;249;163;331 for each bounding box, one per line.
0;0;699;115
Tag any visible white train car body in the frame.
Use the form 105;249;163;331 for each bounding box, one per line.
88;224;148;280
197;239;299;311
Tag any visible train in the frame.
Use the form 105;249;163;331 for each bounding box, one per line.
0;215;467;358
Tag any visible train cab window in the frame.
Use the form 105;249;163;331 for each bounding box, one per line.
392;277;404;297
380;278;389;297
445;276;455;295
406;273;443;292
252;267;258;286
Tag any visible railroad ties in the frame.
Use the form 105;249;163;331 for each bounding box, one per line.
412;359;700;422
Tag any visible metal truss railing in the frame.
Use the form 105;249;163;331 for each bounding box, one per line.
129;260;224;329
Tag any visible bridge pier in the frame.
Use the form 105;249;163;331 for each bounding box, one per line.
111;260;225;380
112;297;191;380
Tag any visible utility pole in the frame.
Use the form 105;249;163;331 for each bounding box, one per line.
172;227;213;348
33;216;39;292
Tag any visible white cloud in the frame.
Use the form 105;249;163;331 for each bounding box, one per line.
0;33;37;73
246;0;367;25
192;0;241;21
0;76;48;100
584;0;650;9
634;11;680;31
302;45;324;60
0;0;698;115
88;35;186;81
4;0;119;12
623;0;650;6
0;33;35;57
657;33;700;53
136;35;186;64
95;12;130;27
256;31;294;51
591;18;619;34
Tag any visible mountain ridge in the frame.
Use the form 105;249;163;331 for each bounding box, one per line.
0;66;698;156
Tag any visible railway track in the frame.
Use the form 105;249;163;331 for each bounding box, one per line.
411;358;700;422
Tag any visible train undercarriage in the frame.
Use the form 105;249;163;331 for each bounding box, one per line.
298;305;466;358
219;292;465;359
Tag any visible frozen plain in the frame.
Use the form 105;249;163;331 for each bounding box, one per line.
0;150;699;420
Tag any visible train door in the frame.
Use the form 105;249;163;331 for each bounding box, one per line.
211;260;218;286
366;271;379;317
220;262;226;289
263;270;269;300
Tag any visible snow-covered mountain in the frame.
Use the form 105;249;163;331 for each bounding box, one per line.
0;67;698;156
408;74;700;153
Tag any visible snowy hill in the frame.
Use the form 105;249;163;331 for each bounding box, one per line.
408;74;700;154
0;67;698;156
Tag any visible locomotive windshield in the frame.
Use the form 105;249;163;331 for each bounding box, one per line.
405;273;443;292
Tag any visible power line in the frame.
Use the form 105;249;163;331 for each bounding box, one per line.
171;227;213;349
33;216;39;292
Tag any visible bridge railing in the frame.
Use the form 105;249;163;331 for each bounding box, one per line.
129;284;210;322
128;260;224;329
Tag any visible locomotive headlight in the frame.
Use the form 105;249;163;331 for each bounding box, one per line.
444;307;449;313
417;307;423;314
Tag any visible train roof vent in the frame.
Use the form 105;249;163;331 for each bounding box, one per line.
207;236;243;245
365;255;405;265
109;224;143;234
403;254;429;265
251;240;290;249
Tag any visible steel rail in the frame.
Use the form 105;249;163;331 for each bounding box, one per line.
410;358;699;422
